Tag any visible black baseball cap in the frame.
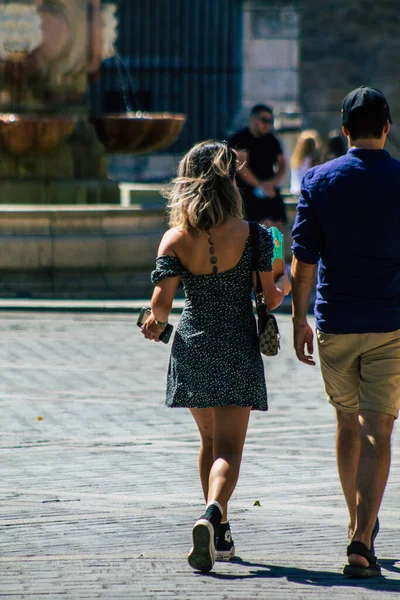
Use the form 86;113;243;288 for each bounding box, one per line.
341;86;392;126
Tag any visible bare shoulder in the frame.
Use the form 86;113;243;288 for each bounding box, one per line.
158;227;187;256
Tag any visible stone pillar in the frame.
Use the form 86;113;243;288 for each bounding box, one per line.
239;0;302;188
242;1;301;121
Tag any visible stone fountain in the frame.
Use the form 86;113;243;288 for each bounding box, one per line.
0;0;185;298
0;0;185;200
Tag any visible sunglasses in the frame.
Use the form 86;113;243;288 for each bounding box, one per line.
258;117;273;124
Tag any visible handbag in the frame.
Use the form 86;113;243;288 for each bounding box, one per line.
249;222;281;356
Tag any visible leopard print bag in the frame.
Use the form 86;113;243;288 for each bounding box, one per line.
249;222;281;357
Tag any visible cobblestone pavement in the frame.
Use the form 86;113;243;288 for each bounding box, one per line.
0;312;399;599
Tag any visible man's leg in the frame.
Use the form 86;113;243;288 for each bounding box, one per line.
264;191;287;232
347;330;400;567
317;331;361;531
348;409;394;567
335;410;360;533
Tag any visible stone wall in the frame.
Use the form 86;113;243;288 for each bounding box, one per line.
0;206;167;298
0;200;296;299
301;0;400;151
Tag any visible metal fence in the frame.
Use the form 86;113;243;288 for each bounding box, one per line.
89;0;243;153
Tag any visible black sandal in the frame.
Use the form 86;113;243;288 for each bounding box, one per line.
343;541;382;578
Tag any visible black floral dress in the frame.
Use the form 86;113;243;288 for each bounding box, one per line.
151;224;274;411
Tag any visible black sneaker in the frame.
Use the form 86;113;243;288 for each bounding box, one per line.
216;522;235;561
187;518;216;572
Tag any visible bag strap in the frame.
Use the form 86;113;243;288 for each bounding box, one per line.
249;221;263;296
249;222;278;338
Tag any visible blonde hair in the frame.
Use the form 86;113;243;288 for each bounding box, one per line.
165;140;243;231
291;129;321;168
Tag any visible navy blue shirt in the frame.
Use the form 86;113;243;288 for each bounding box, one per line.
291;148;400;334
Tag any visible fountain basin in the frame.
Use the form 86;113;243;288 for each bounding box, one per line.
90;112;186;154
0;114;77;155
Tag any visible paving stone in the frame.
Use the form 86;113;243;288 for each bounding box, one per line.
0;312;399;599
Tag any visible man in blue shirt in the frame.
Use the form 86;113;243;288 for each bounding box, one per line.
291;87;400;578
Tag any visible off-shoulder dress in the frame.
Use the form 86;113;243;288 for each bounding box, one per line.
151;223;274;411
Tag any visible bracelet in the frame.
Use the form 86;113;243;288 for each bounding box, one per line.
154;317;168;330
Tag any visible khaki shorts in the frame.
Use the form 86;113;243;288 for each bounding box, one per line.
317;329;400;418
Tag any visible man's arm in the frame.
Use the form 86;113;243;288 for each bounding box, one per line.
270;153;286;186
291;169;321;365
236;150;263;188
237;149;284;199
260;153;286;197
291;256;317;365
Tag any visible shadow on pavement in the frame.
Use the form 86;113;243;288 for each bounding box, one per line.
202;557;400;591
382;559;400;575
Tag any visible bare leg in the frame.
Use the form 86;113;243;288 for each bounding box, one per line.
188;406;251;572
190;408;214;503
190;406;252;521
207;406;252;512
336;410;360;533
348;409;394;567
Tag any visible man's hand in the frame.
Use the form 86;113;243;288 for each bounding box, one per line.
291;257;317;365
260;181;276;198
293;319;315;366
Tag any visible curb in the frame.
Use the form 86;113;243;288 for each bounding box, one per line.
0;295;312;315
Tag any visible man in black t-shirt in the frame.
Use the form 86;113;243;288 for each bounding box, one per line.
228;104;287;229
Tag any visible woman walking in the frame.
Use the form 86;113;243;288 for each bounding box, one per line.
290;129;321;195
141;140;291;572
